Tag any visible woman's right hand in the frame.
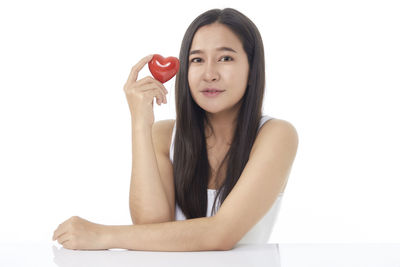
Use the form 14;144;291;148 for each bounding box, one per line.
123;54;168;129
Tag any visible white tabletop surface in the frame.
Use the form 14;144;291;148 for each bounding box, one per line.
0;243;399;267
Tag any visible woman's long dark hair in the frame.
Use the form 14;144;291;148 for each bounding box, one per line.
173;8;266;219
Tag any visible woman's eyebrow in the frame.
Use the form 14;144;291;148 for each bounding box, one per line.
189;47;237;55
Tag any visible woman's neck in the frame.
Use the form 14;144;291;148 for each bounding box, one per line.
205;111;238;147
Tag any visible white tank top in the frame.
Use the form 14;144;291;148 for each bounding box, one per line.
169;115;284;244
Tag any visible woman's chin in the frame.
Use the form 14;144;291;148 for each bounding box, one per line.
201;106;225;115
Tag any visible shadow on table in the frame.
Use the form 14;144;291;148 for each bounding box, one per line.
52;244;281;267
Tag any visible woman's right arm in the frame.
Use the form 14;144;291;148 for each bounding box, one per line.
123;55;172;224
130;123;173;224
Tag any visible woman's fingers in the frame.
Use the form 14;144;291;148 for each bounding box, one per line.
125;54;154;85
144;77;168;104
53;217;72;241
143;88;166;105
136;76;168;93
135;76;168;95
53;223;66;241
130;80;167;105
56;232;69;245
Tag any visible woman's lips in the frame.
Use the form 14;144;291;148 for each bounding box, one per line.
202;91;224;97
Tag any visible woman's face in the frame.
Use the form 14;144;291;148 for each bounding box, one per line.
188;23;249;115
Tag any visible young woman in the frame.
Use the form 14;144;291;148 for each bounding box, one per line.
52;8;298;251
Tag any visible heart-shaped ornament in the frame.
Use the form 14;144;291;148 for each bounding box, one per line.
148;54;180;83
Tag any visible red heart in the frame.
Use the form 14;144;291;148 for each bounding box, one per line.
148;54;180;83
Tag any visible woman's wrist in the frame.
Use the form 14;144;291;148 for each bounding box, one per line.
101;225;135;250
101;225;119;249
99;224;116;249
131;119;152;133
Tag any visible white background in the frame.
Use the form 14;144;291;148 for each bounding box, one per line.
0;0;399;244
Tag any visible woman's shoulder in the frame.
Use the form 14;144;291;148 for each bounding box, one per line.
152;119;176;156
256;118;298;150
259;117;296;133
256;118;298;154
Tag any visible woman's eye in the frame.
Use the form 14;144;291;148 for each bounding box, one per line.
190;56;233;63
191;58;202;63
220;56;233;62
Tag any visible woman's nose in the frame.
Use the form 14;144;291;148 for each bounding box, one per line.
203;62;220;82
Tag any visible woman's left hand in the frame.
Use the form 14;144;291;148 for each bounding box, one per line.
52;216;109;250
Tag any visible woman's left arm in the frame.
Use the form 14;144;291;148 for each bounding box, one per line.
52;215;226;251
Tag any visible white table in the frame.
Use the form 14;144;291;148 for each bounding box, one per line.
1;243;399;267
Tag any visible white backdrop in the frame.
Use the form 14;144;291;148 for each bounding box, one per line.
0;0;399;244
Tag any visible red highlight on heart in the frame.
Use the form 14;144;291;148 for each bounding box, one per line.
148;54;180;83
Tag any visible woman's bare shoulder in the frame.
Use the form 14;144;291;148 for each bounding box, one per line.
152;119;176;156
259;118;297;134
